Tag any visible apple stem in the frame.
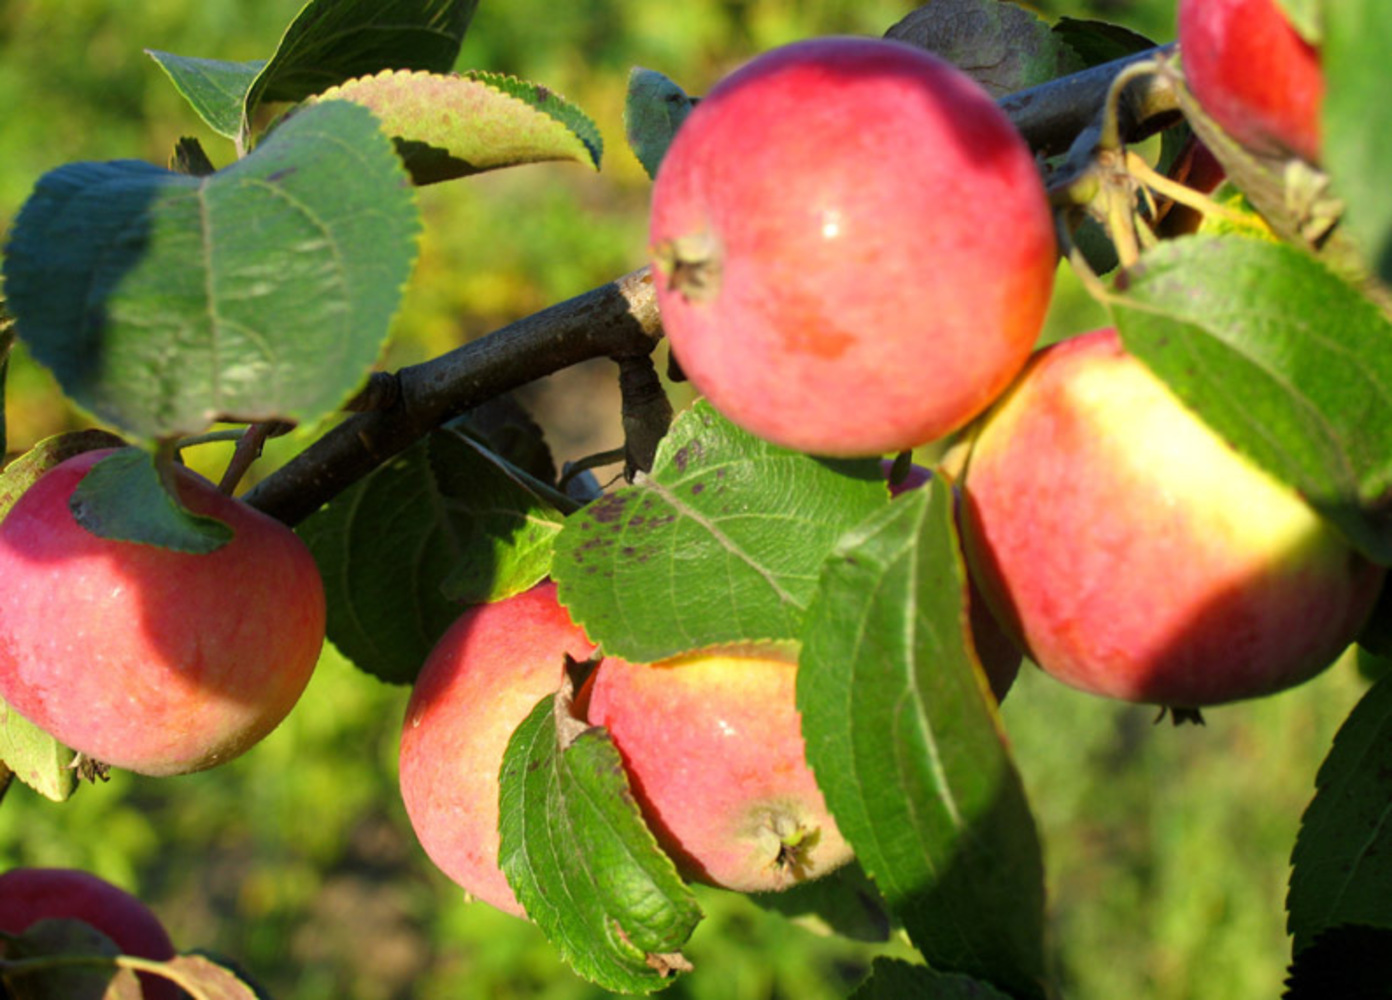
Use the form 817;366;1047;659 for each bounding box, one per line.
1123;151;1264;232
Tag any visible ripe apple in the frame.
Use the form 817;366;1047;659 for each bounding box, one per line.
882;459;1021;703
1177;0;1322;164
582;643;853;893
0;867;178;1000
398;581;596;918
960;328;1385;708
649;36;1056;458
0;448;326;776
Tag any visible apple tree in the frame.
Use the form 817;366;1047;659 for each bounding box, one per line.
1;0;1391;997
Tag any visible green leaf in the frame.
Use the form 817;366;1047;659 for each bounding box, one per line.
310;69;602;184
551;401;887;664
1283;925;1392;1000
70;449;233;554
1050;17;1158;68
624;68;695;180
1287;675;1392;953
3;100;420;442
885;0;1083;99
244;0;478;140
850;958;1014;1000
747;862;892;943
299;427;564;686
156;955;262;1000
1324;1;1392;289
144;52;265;140
1111;235;1392;563
498;682;702;994
798;483;1047;1000
0;698;76;803
3;919;140;1000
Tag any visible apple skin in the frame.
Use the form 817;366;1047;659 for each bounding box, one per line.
1177;0;1322;164
649;36;1056;458
582;644;853;893
0;867;179;1000
399;581;596;918
960;328;1385;708
882;460;1021;703
0;449;326;776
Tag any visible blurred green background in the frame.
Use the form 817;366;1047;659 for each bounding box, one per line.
0;1;1369;998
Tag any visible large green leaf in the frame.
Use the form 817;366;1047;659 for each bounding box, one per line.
1110;235;1392;563
798;483;1047;1000
551;401;887;663
245;0;477;139
311;69;602;184
299;427;563;686
1324;1;1392;291
498;683;702;994
1287;675;1392;953
3;100;420;442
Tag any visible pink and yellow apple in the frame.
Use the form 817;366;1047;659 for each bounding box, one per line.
582;643;852;893
1177;0;1322;164
960;328;1384;708
649;36;1056;457
398;581;596;918
0;448;326;776
0;867;179;1000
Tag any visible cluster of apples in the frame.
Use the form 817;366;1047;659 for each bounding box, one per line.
646;0;1375;718
395;0;1361;920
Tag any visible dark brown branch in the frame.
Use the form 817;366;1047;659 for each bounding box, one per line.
245;266;662;524
245;45;1182;526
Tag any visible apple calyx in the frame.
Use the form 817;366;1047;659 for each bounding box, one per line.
653;231;723;303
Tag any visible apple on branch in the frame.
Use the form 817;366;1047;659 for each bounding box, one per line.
0;448;326;777
649;36;1057;458
1177;0;1322;164
960;328;1384;710
0;867;179;1000
398;581;596;918
581;643;853;893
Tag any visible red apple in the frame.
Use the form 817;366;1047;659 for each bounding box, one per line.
649;36;1056;458
399;581;596;918
1177;0;1322;164
582;643;852;893
0;449;326;776
0;867;178;1000
960;328;1384;708
881;459;1021;702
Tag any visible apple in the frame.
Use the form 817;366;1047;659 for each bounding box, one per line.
582;643;852;893
398;581;596;918
0;448;326;776
960;328;1385;708
649;36;1056;458
881;459;1021;703
0;867;178;1000
1177;0;1322;164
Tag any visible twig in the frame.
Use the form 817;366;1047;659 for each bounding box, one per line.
245;266;662;524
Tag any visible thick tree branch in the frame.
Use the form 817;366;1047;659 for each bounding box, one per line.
245;44;1180;525
245;267;661;524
